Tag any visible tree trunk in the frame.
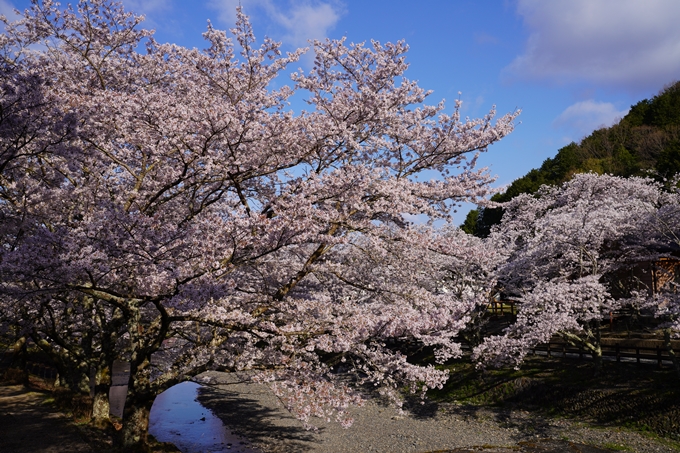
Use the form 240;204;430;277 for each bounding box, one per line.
51;352;90;393
54;370;69;388
92;389;110;426
592;323;602;377
11;337;29;386
119;397;154;452
592;345;603;376
74;363;92;394
663;327;680;378
91;364;111;427
116;303;174;451
562;325;602;376
118;351;156;451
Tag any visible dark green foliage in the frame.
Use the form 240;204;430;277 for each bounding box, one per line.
463;80;680;237
613;145;639;176
615;81;680;129
656;140;680;179
641;82;680;128
460;208;478;235
626;99;652;128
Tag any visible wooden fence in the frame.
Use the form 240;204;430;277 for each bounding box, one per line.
0;352;58;380
531;339;679;367
487;300;516;316
484;300;679;367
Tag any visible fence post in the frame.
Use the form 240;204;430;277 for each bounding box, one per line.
547;343;551;357
636;348;640;364
616;344;620;363
657;346;663;368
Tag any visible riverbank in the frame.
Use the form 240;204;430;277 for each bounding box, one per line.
196;370;678;453
1;366;677;452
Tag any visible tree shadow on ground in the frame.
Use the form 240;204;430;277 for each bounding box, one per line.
0;384;93;453
503;368;680;440
197;384;320;452
426;439;617;453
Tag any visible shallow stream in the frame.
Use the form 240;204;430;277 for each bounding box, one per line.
149;381;258;453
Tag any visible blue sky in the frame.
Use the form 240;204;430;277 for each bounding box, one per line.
3;0;680;220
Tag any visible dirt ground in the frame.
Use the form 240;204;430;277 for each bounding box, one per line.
0;381;621;453
2;376;676;453
195;371;677;453
0;382;620;453
0;384;94;453
0;382;182;453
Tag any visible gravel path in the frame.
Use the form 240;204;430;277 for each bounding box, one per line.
196;371;678;453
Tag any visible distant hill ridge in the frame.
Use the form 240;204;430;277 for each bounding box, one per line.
463;80;680;237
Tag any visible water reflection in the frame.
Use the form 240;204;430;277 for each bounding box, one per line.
149;381;259;453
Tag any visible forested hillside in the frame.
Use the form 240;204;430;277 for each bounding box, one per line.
463;80;680;237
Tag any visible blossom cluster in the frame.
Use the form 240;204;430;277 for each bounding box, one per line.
474;173;680;368
0;0;516;441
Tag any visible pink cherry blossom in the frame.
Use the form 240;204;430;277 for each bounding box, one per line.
0;0;517;448
474;173;675;373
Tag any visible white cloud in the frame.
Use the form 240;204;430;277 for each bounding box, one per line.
507;0;680;91
553;100;629;139
275;3;339;47
208;0;343;48
0;0;20;20
118;1;174;36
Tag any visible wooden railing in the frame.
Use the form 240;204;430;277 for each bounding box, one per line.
487;300;516;316
531;339;680;367
0;352;57;380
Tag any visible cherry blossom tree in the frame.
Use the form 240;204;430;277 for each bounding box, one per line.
474;173;668;373
632;178;680;374
0;0;516;449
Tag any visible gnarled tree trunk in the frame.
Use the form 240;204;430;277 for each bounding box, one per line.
663;327;680;377
92;364;111;426
120;397;154;452
10;336;29;385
